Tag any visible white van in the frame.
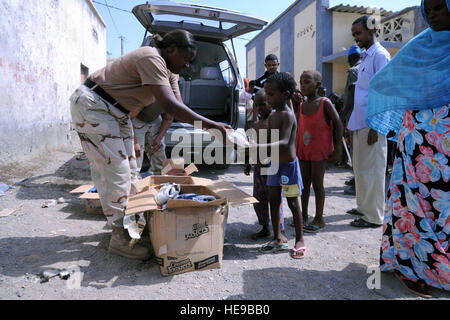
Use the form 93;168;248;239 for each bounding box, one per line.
132;1;267;167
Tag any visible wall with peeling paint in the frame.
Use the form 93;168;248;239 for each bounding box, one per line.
0;0;106;165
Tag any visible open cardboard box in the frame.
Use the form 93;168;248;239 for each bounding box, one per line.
126;179;257;276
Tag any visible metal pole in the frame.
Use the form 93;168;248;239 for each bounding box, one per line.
119;36;125;56
342;136;352;167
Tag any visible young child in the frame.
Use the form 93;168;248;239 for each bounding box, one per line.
296;70;343;232
249;72;306;259
244;89;285;240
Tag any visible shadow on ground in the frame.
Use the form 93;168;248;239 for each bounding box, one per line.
0;232;171;289
225;264;450;300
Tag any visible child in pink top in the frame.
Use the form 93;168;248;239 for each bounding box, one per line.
296;70;343;232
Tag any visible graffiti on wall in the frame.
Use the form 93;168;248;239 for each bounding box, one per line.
0;57;54;84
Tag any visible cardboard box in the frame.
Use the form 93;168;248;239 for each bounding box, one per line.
161;158;198;176
70;184;103;215
125;179;257;276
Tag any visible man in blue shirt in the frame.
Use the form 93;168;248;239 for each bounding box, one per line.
347;16;391;228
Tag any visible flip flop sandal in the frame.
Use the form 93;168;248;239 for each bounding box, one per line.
290;246;306;259
346;208;364;216
350;218;381;228
394;271;432;298
303;224;324;233
259;241;288;253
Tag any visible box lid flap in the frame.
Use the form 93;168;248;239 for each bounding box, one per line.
126;189;158;215
208;180;258;207
137;177;151;193
161;159;197;176
184;163;198;176
79;192;100;200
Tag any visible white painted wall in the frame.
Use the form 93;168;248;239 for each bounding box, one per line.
0;0;106;165
332;12;365;55
294;1;316;83
332;62;348;96
264;29;281;67
247;47;256;81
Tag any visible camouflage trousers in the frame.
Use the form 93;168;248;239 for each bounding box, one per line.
70;85;139;227
132;115;167;175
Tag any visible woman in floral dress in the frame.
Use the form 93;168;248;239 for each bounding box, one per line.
366;0;450;297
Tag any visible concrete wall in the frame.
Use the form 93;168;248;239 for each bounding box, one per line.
332;12;365;55
247;47;257;81
0;0;106;166
245;0;332;88
294;1;317;83
264;29;281;66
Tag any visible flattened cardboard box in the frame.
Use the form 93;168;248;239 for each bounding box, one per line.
69;184;103;215
126;179;257;276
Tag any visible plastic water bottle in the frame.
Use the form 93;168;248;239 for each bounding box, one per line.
0;183;12;196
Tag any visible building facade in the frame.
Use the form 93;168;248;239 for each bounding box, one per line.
246;0;426;96
0;0;106;166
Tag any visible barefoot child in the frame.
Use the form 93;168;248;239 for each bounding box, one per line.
296;70;343;232
249;72;306;259
244;89;285;240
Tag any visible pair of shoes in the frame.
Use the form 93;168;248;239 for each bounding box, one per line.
350;218;381;228
303;223;325;233
344;186;356;195
346;208;364;216
394;270;432;298
250;228;270;240
345;177;355;186
290;246;307;259
259;241;289;253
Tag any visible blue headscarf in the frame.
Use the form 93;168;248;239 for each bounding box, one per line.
366;0;450;139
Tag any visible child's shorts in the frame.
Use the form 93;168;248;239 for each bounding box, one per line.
266;158;303;197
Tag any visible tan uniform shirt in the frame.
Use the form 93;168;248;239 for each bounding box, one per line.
89;47;172;113
137;72;181;122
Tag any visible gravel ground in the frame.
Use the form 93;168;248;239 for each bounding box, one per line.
0;142;449;302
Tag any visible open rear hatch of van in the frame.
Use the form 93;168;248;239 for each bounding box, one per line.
132;1;267;41
132;1;267;158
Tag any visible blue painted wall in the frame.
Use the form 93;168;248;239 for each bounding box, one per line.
246;0;333;91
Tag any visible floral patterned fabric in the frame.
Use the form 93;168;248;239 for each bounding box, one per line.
380;105;450;291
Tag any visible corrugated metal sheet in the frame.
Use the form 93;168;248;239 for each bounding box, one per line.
329;4;392;16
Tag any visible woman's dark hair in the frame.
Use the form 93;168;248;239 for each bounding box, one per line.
265;72;296;99
150;29;197;52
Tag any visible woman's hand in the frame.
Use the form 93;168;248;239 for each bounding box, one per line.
134;138;141;159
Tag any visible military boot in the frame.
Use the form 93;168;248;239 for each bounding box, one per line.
108;227;151;260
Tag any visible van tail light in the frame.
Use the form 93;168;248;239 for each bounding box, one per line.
239;90;247;104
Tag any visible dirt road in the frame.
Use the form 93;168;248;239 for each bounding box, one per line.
0;143;448;301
